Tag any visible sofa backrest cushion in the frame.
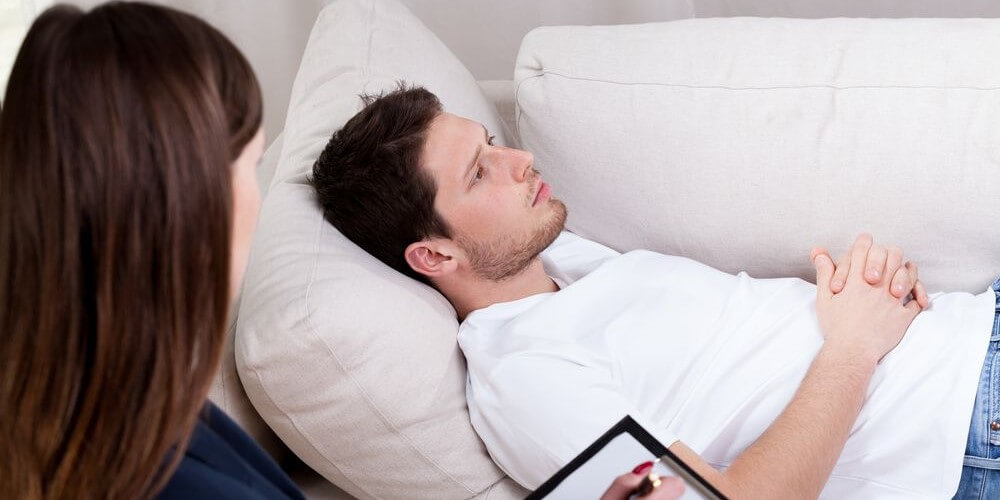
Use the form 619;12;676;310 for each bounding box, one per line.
514;18;1000;293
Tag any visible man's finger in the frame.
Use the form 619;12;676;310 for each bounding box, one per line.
904;261;928;308
848;233;874;284
809;246;830;262
906;261;931;309
810;247;837;292
884;246;904;293
889;262;916;300
865;245;888;285
812;250;835;301
903;296;922;322
831;253;850;293
914;280;930;309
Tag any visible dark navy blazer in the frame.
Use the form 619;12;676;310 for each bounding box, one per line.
157;403;304;500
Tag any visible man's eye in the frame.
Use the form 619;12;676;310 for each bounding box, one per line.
487;135;495;146
474;166;485;182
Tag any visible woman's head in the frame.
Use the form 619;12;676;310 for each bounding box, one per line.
0;2;262;498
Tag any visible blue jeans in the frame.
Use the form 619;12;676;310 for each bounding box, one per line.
952;278;1000;499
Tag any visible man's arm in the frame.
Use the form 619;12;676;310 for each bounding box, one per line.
665;234;922;499
670;343;876;499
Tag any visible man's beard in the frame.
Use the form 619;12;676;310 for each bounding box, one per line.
457;200;568;282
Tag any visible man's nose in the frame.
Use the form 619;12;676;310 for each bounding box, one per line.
507;148;534;183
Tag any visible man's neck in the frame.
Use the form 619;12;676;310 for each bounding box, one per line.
443;259;559;322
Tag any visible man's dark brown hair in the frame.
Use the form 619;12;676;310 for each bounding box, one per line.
311;85;452;285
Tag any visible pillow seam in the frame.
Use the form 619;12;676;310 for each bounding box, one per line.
531;69;1000;91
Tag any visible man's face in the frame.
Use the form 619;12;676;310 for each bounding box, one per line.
421;112;567;281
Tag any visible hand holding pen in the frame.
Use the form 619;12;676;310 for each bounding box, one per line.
600;461;685;500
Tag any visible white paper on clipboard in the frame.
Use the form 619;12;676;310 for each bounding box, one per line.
543;432;710;500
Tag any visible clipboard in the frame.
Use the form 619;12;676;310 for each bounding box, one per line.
526;416;728;500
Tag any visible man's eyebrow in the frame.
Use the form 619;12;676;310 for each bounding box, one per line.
462;124;490;188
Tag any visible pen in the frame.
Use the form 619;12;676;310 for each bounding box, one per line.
633;471;662;497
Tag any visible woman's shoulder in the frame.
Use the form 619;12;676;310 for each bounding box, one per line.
156;404;303;500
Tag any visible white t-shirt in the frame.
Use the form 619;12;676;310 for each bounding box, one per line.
458;231;996;499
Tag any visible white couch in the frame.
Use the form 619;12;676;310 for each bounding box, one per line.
212;1;1000;498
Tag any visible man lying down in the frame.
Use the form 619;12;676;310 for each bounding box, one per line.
309;85;997;499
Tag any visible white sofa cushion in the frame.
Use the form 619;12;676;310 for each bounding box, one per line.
235;0;525;498
515;18;1000;293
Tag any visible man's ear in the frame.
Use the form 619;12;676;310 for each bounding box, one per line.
404;238;459;279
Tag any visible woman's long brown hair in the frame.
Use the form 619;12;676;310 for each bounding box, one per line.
0;2;262;498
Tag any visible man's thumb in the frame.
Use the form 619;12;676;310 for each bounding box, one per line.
812;250;834;294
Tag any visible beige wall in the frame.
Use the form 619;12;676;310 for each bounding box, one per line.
400;0;696;81
0;0;28;100
58;0;328;146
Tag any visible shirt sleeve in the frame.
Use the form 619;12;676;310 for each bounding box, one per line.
540;231;622;287
466;352;677;490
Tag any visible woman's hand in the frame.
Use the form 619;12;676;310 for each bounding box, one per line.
600;462;685;500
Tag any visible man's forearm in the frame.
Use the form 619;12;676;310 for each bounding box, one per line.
721;343;875;498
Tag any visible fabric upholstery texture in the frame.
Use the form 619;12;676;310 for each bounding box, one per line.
234;0;523;498
514;18;1000;293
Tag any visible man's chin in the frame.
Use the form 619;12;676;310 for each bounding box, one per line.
549;198;568;232
535;199;568;250
460;201;568;282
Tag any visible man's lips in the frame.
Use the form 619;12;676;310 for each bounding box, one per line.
532;181;550;206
